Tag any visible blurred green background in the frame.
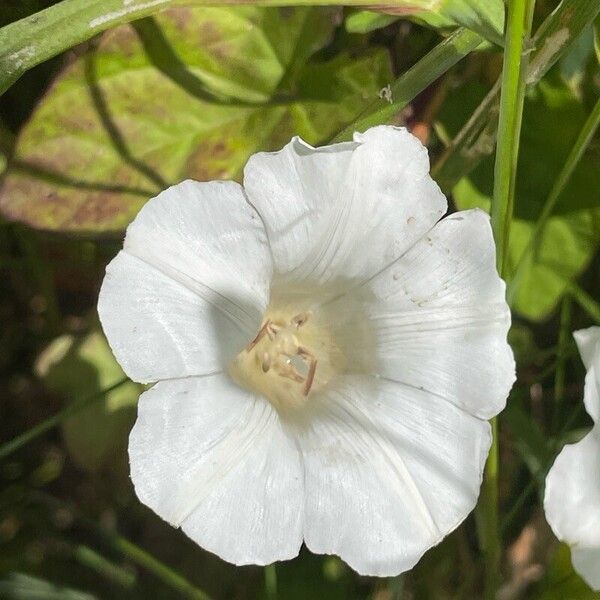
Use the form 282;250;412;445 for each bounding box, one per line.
1;1;599;598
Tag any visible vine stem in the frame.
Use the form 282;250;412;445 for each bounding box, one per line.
481;0;536;598
0;377;129;461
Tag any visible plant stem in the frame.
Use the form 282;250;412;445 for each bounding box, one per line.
567;281;600;324
264;564;278;599
114;536;211;600
483;0;535;597
553;297;571;432
0;377;129;461
29;490;212;600
331;28;482;141
492;0;535;278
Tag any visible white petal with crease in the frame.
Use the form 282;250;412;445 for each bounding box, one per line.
98;180;272;383
298;374;490;576
326;209;514;419
244;126;446;284
129;375;304;565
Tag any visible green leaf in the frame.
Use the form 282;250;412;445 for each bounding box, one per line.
438;0;504;45
35;331;140;471
503;399;552;480
346;0;504;43
345;11;400;34
559;25;594;92
450;74;600;321
433;0;600;193
0;7;391;234
0;573;98;600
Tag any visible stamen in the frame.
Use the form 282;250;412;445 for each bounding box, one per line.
231;307;332;405
247;320;271;351
298;346;318;396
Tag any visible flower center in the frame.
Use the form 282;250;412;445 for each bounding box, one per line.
228;304;343;409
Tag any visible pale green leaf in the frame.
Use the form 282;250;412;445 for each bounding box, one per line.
35;331;140;472
345;11;400;34
450;73;600;321
346;0;503;43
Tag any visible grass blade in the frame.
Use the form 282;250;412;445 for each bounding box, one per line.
331;28;483;141
0;377;129;461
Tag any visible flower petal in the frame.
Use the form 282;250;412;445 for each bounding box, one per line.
98;180;272;383
298;374;490;576
544;325;600;591
572;546;600;591
243;126;446;284
327;209;514;420
574;326;600;371
129;374;304;565
544;427;600;583
574;327;600;422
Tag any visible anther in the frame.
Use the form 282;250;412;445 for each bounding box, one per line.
247;320;271;351
291;312;310;329
298;346;318;396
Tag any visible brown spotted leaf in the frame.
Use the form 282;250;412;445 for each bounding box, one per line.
0;6;391;235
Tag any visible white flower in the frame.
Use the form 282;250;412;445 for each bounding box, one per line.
98;126;515;576
544;326;600;590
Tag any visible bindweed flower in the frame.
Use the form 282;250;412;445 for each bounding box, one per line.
544;326;600;590
98;126;515;576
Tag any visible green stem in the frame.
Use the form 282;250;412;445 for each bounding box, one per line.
114;536;211;600
492;0;535;278
553;297;571;431
0;377;129;461
29;491;212;600
567;281;600;324
331;28;482;142
482;0;535;597
73;544;136;589
264;564;277;600
508;96;600;301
